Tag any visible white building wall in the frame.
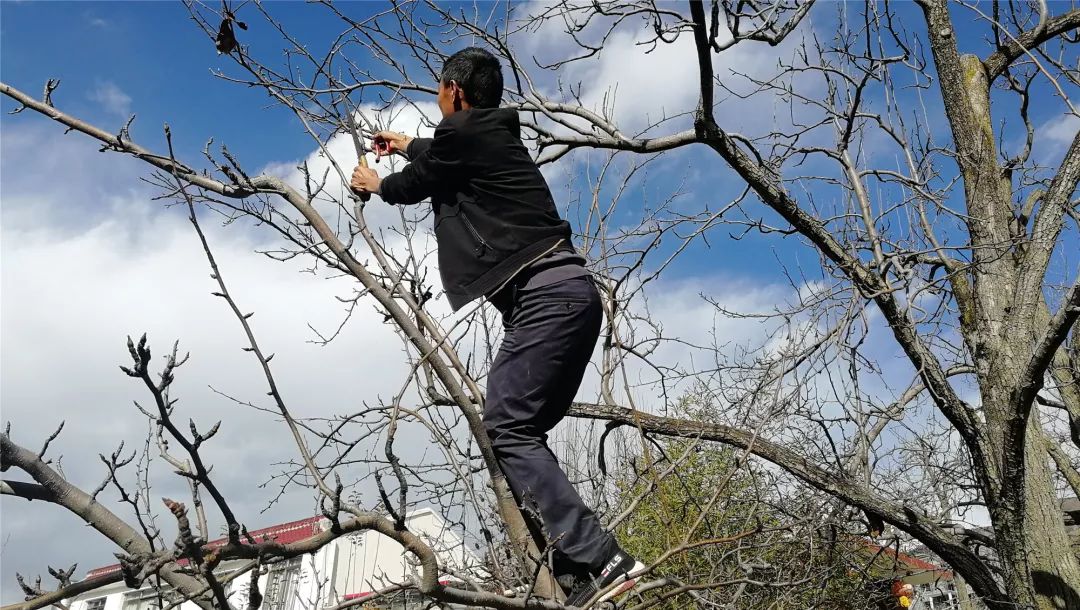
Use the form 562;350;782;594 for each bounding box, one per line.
66;509;477;610
324;508;474;603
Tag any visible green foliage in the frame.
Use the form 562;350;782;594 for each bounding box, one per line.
611;435;893;609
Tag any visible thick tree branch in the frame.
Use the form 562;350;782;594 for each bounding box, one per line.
919;0;1024;505
1015;278;1080;422
1;480;59;503
688;0;716;127
1046;436;1080;500
0;434;216;610
1007;132;1080;472
983;9;1080;82
699;127;982;445
919;0;1012;240
1013;129;1080;333
1;433;571;610
2;572;125;610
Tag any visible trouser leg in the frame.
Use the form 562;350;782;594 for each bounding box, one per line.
483;276;619;576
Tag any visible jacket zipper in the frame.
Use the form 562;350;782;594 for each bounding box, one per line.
460;211;492;255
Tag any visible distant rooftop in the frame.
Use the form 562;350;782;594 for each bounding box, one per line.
85;516;325;579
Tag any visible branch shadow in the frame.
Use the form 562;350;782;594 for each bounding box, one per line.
1032;570;1080;610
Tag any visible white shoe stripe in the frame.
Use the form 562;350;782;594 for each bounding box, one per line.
596;577;637;604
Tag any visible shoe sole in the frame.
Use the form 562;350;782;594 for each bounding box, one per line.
595;576;638;604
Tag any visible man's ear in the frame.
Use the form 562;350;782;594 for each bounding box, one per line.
451;81;465;110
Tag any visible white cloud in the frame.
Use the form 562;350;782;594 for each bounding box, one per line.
0;124;430;600
1035;112;1080;164
1041;113;1080;144
567;30;700;133
88;81;133;118
0;194;432;588
510;7;814;139
262;101;442;234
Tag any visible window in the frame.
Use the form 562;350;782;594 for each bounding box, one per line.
363;590;427;610
916;582;958;610
85;598;106;610
263;557;302;610
930;593;957;610
388;590;425;609
121;587;180;610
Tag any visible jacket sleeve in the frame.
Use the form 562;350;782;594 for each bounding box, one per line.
405;137;433;160
379;123;466;205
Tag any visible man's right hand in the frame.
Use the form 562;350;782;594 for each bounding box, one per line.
372;131;413;159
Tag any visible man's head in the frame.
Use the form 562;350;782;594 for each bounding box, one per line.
437;47;503;117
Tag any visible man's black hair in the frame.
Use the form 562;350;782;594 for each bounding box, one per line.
441;47;504;109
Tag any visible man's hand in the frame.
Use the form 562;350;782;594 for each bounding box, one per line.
350;165;381;196
372;131;413;159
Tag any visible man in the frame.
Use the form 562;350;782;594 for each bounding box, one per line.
349;47;644;606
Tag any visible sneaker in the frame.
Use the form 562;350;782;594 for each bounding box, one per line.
564;552;645;608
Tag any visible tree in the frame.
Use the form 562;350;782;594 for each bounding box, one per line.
2;1;1079;609
611;427;887;609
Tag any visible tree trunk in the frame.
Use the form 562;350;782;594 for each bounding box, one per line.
988;415;1080;610
918;3;1080;606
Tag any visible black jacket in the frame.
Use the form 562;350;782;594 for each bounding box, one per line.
379;108;573;311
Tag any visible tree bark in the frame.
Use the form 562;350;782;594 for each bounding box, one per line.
917;2;1080;606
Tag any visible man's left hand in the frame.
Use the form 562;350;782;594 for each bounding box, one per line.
350;165;381;195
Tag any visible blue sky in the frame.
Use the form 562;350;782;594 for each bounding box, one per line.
2;1;1073;269
1;1;352;167
0;0;800;280
1;0;1077;604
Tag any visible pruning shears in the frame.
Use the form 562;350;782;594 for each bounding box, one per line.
344;109;371;203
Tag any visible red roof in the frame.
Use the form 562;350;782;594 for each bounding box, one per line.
86;516;324;578
864;541;953;577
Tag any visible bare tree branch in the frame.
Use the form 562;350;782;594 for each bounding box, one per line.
983;8;1080;82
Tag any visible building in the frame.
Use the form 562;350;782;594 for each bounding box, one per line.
67;508;480;610
880;497;1080;610
864;543;984;610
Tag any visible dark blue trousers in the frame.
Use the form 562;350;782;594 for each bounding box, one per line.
485;275;619;578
